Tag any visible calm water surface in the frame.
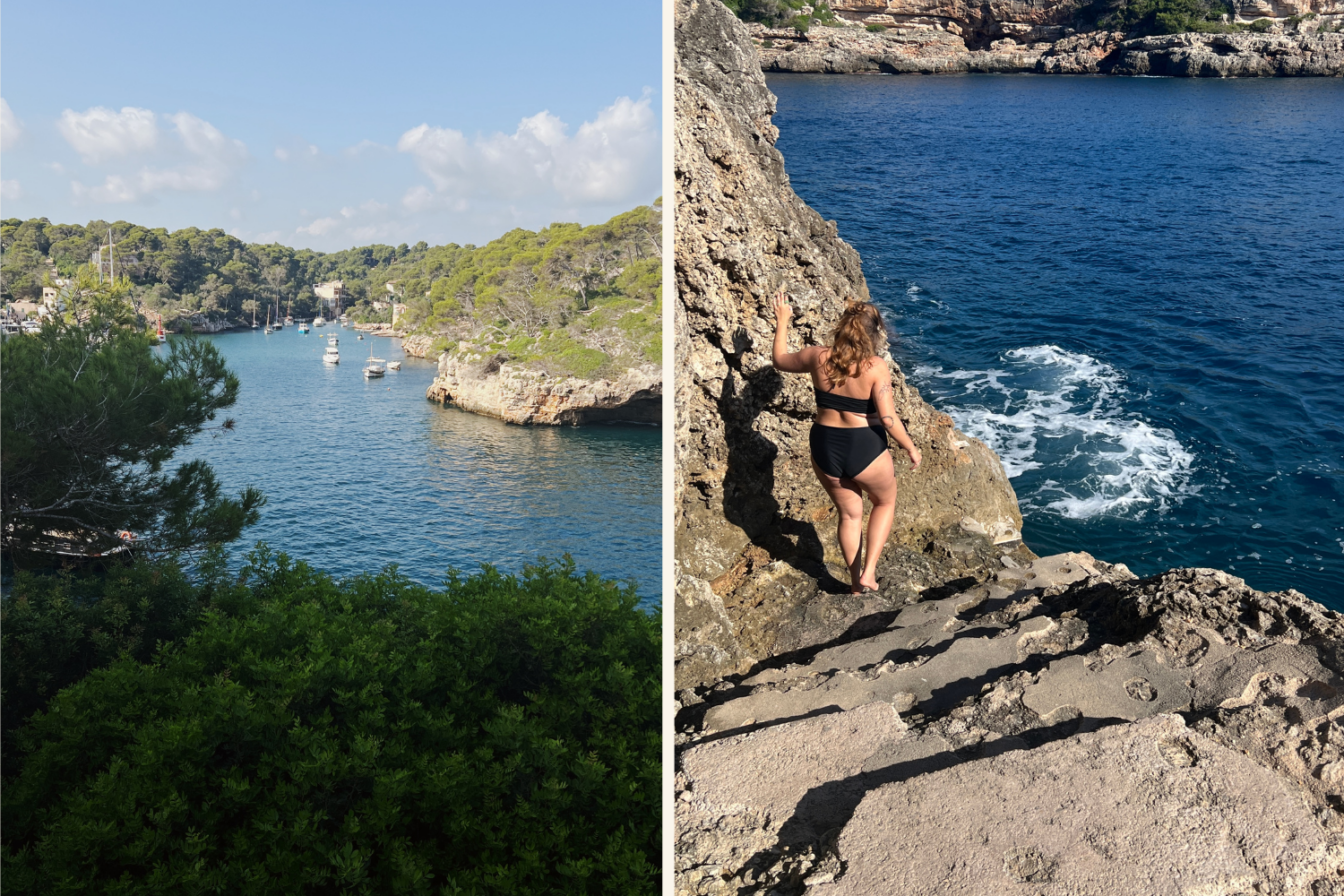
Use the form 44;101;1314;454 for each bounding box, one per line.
178;328;661;604
771;75;1343;609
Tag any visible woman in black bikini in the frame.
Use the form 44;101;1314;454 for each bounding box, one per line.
771;288;922;594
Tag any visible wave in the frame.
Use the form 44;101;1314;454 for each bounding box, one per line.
915;345;1197;520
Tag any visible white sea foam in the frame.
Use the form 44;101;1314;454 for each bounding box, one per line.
919;345;1197;520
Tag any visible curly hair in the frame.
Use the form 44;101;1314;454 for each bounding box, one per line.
824;301;888;388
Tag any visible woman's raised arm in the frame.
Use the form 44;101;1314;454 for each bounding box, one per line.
771;287;818;373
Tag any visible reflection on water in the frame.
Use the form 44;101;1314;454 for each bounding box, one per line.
180;328;661;604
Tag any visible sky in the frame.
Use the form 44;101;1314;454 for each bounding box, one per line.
0;0;662;252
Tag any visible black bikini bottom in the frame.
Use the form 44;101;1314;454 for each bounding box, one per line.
809;422;889;480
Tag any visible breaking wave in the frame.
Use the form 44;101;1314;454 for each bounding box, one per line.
914;345;1197;520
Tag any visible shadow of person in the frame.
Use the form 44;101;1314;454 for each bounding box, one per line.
717;363;827;568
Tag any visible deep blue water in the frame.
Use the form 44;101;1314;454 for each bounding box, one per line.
769;74;1344;609
176;328;661;604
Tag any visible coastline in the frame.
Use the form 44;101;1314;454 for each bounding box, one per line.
751;20;1344;76
674;1;1343;892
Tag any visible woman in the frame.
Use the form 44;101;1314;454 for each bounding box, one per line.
771;288;921;594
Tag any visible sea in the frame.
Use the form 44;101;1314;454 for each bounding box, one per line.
769;73;1344;610
174;327;662;605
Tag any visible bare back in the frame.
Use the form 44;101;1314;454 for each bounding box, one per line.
809;347;885;429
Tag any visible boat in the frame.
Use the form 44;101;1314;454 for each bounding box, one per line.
314;313;326;327
155;314;166;343
251;305;258;329
264;307;273;334
323;344;340;365
363;343;386;378
298;318;309;334
387;360;402;370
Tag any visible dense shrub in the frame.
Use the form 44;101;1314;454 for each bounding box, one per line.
2;551;660;894
0;552;237;763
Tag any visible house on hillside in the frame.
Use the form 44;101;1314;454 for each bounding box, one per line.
313;280;345;314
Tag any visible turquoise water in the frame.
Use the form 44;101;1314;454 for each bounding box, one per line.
770;74;1343;609
176;328;661;604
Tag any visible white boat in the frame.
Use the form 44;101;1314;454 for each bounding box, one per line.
298;320;309;334
387;360;401;370
323;345;340;365
314;314;326;327
363;343;386;378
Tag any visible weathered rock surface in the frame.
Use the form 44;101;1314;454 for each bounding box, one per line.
399;334;435;358
675;0;1024;687
676;559;1344;895
754;20;1344;76
827;0;1344;45
426;349;660;425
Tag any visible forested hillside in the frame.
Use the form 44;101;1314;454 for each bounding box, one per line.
2;202;661;378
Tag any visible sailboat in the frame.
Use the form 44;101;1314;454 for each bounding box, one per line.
251;305;258;329
284;297;294;326
264;307;273;334
363;341;385;378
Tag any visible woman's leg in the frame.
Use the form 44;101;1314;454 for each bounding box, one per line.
850;449;897;591
811;456;867;592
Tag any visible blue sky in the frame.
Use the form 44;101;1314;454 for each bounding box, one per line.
0;0;662;252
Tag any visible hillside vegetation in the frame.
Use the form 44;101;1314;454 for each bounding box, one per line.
2;202;661;380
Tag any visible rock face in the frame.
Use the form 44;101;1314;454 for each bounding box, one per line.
828;0;1344;46
754;21;1344;75
675;0;1024;688
676;558;1344;896
426;349;660;426
399;335;435;358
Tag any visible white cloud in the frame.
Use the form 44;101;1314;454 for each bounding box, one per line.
1;99;23;150
275;147;289;161
68;110;248;203
1;179;22;201
397;94;658;207
58;106;158;163
297;216;342;236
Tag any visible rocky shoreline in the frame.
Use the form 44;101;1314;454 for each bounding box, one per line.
674;1;1343;892
426;347;661;426
752;19;1344;76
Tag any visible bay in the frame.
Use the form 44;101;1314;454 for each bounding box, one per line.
177;327;661;605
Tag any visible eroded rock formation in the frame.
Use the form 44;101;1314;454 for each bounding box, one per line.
676;0;1025;686
753;19;1344;75
426;349;661;425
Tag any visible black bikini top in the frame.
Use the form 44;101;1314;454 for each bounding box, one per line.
815;388;878;415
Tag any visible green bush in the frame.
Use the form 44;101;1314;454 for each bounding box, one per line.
789;13;812;32
866;23;887;31
2;551;661;895
0;552;238;764
1247;16;1274;30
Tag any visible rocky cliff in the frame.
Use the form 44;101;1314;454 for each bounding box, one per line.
827;0;1344;46
427;348;661;426
674;2;1344;892
753;20;1344;75
676;0;1024;687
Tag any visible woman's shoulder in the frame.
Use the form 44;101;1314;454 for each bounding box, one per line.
861;354;890;379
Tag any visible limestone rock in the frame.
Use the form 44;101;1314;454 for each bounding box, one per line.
676;560;1344;895
425;352;660;426
675;0;1024;686
751;18;1344;76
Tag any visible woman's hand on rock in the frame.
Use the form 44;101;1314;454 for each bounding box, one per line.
772;287;792;325
905;445;922;469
